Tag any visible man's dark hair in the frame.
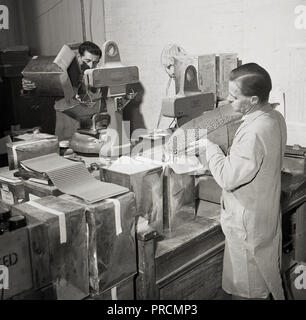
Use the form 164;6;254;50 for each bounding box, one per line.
230;63;272;103
78;41;102;58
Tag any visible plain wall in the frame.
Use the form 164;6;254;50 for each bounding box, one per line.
104;0;306;145
21;0;106;56
3;0;306;145
0;0;26;48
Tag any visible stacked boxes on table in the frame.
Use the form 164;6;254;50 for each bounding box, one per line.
101;157;198;233
0;196;89;300
60;192;137;299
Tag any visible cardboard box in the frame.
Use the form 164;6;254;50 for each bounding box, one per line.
163;167;196;231
12;196;89;300
60;192;137;295
0;167;28;206
7;137;59;170
22;45;80;99
101;159;163;234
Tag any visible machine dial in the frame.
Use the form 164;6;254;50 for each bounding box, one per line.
107;43;118;57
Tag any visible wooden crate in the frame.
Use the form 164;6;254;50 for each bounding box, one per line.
0;167;28;206
158;245;224;300
60;192;137;296
12;196;89;300
101;161;163;234
7;138;59;170
0;227;33;300
135;202;225;300
163;167;195;231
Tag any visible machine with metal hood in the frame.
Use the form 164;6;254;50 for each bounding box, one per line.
160;44;215;128
71;41;139;157
22;41;139;158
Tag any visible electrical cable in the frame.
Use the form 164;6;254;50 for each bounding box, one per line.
89;0;94;42
80;0;87;42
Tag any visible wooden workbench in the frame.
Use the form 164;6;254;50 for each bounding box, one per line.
135;202;225;300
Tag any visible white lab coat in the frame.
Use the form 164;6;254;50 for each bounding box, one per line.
206;104;287;300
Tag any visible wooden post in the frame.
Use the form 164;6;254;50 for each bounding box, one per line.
136;225;159;300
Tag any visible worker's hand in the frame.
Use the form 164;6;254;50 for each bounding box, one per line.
22;78;36;91
186;138;209;157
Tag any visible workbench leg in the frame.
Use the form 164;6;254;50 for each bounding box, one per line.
135;228;159;300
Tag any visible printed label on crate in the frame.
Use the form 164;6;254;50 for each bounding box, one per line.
1;188;14;205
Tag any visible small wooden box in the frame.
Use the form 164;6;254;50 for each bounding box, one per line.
163;166;195;231
0;167;28;206
24;180;63;200
12;196;89;300
7;137;59;170
101;160;163;234
60;192;137;296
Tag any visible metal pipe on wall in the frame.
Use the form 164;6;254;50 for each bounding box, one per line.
80;0;87;42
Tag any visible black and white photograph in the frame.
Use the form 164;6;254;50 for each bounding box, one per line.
0;0;306;309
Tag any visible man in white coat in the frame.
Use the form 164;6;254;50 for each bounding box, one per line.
197;63;287;299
